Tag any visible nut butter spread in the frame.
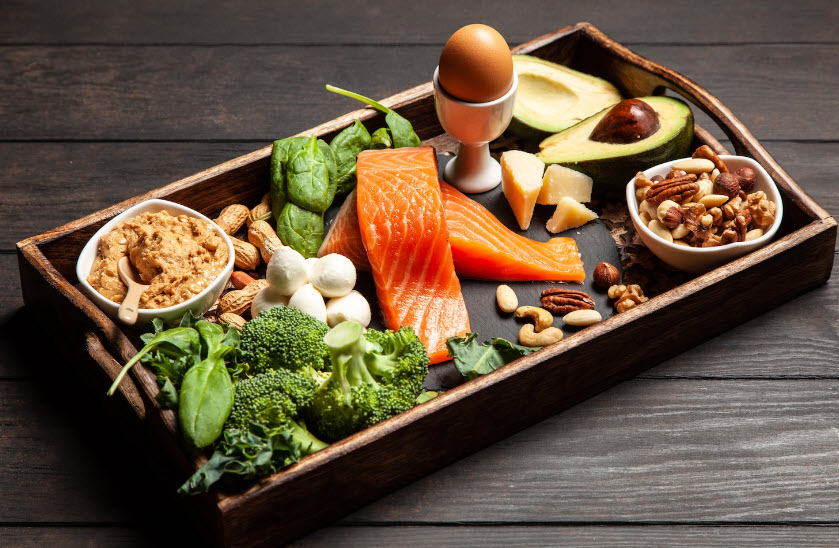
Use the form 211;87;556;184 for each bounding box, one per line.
87;210;228;309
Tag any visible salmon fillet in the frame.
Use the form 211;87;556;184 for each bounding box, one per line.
321;181;585;282
356;147;470;364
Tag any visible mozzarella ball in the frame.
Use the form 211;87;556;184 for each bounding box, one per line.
310;253;356;298
304;257;319;281
288;283;327;323
266;246;308;296
250;286;289;318
325;290;372;328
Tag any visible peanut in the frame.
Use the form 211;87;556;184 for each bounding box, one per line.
218;279;269;315
248;220;283;263
247;193;272;227
230;271;257;290
232;237;261;270
496;284;518;313
214;204;249;235
218;312;246;331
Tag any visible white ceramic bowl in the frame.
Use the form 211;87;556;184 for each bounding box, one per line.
626;155;783;273
76;199;235;326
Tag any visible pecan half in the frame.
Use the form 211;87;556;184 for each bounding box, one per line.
644;174;699;205
540;288;595;315
692;144;729;173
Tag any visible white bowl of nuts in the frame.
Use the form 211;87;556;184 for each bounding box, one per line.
626;149;783;273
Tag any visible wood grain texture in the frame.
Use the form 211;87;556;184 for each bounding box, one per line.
2;0;836;45
2;44;837;141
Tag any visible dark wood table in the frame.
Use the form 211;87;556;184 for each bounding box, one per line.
3;1;838;545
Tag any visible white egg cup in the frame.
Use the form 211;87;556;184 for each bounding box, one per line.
433;66;518;193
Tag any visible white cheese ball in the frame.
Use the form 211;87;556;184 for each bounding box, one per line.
250;286;289;318
310;253;356;298
288;283;327;323
266;246;308;296
325;290;372;328
303;257;319;282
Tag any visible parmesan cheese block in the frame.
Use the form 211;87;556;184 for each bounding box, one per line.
538;164;593;205
546;196;598;233
501;150;545;230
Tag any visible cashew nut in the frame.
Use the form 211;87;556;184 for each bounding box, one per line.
518;324;563;347
515;305;553;332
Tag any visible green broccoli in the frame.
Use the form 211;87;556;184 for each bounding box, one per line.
310;320;429;442
238;306;331;375
226;369;327;454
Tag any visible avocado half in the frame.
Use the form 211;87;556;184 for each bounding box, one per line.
508;55;622;140
537;96;694;192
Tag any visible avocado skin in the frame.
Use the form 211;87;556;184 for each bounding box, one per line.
538;98;694;192
509;55;622;140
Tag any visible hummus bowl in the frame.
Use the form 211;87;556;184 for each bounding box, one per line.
76;199;235;326
626;155;783;273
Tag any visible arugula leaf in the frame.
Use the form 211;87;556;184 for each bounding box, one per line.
446;333;539;380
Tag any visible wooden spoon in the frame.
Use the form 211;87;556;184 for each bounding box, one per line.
117;256;150;325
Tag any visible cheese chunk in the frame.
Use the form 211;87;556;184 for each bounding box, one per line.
538;164;593;205
501;150;545;230
546;196;598;233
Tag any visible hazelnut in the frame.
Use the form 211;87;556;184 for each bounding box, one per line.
656;200;684;230
593;262;620;288
713;172;740;198
666;169;687;180
650;174;665;182
733;167;757;193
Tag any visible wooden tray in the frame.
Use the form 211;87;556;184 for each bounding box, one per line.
16;23;836;547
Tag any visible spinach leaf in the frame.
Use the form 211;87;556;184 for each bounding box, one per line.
179;350;234;448
385;109;421;148
287;136;332;213
177;423;301;495
276;202;324;258
446;333;539;380
155;378;179;409
325;85;420;148
330;121;371;195
107;326;200;396
369;127;393;150
317;138;338;203
270;137;307;221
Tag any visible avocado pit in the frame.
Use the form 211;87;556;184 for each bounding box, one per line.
589;98;660;144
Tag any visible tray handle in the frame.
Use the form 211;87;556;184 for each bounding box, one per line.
83;328;146;421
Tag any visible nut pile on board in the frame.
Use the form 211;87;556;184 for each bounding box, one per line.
634;145;776;248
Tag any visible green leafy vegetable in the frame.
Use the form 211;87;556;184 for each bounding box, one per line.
107;323;199;396
416;390;439;404
177;423;302;495
155;378;179;409
179;349;235;448
276;202;324;258
287;136;332;213
317;138;338;200
369;127;393;150
330;120;372;195
270;136;307;221
325;85;421;148
446;333;539;380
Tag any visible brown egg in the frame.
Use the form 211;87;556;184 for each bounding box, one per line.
438;24;513;103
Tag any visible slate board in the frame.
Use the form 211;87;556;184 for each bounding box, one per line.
324;153;621;390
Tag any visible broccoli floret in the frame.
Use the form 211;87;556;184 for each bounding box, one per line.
238;306;330;375
310;321;429;442
226;369;327;454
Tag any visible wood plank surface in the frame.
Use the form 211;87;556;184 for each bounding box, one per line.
2;1;838;546
2;1;836;45
2;45;837;142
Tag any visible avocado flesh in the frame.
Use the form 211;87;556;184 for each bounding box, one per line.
537;96;694;192
508;55;622;139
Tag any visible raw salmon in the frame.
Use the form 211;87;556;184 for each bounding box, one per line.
355;147;470;364
320;182;585;282
440;182;585;282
